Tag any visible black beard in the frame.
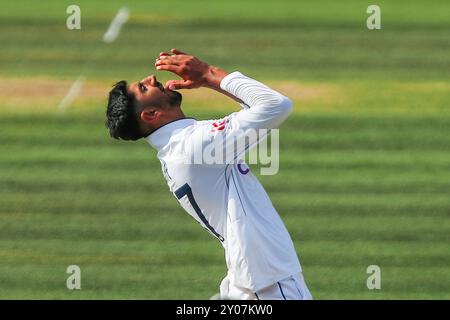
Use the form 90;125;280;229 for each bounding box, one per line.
168;90;182;107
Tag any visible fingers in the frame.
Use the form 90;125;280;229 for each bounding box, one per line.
157;49;187;61
154;49;192;87
155;64;181;73
154;49;188;66
166;79;195;90
171;48;187;55
155;57;180;67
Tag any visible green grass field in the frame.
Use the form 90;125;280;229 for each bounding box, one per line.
0;0;449;299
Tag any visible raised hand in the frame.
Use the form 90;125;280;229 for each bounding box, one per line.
155;49;228;90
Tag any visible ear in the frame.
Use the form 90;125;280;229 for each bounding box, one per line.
140;109;158;124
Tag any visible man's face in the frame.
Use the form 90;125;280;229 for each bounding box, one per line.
128;75;181;109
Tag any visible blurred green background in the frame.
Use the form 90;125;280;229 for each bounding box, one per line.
0;0;449;299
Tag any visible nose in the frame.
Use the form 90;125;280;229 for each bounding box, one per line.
143;75;157;86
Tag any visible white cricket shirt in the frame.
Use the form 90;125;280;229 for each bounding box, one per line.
146;72;302;291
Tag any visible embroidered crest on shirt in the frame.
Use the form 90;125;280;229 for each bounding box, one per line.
210;118;228;132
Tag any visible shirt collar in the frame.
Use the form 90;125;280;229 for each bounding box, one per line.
146;117;196;150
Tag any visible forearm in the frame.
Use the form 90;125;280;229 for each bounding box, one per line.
220;72;290;107
203;66;244;104
219;71;293;129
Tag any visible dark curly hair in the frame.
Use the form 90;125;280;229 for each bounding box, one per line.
105;81;143;141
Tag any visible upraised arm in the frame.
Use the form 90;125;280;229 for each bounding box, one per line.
154;49;243;103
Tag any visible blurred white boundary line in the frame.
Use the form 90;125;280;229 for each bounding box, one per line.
57;7;130;112
57;76;84;112
103;7;130;43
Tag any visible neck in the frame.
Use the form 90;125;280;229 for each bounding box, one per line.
143;111;185;138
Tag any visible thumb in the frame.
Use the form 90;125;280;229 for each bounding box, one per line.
166;79;194;90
